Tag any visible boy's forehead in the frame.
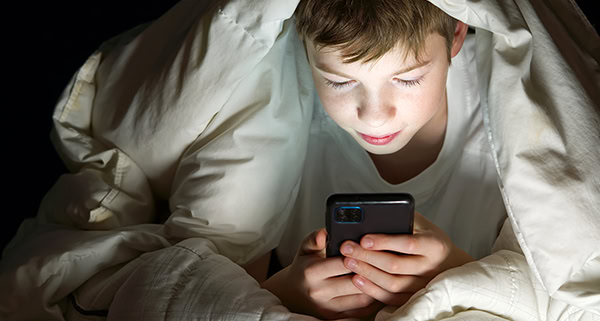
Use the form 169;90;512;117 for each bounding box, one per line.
306;38;420;70
306;34;445;69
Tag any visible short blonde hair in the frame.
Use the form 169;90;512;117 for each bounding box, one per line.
295;0;457;63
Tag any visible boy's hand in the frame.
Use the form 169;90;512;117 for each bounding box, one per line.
261;228;383;320
340;212;474;306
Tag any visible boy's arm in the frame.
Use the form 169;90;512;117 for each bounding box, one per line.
243;251;272;283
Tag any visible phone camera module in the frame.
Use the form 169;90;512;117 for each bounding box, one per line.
335;207;363;223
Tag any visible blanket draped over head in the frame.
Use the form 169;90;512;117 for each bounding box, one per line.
1;0;598;320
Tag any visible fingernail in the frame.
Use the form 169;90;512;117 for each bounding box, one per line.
346;258;358;269
355;276;365;287
342;244;353;255
362;237;373;248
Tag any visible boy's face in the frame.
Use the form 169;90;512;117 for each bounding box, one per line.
306;32;456;156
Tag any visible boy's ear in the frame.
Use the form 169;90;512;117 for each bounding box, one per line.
450;21;469;58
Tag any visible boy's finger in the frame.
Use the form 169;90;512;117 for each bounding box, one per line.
344;257;427;293
300;228;327;255
321;274;363;297
351;274;414;307
341;240;428;274
305;257;352;280
359;233;438;256
327;293;376;313
316;228;327;249
413;211;434;230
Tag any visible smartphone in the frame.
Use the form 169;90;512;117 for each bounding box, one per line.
325;193;415;257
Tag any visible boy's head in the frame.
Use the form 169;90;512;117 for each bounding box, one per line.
295;0;468;156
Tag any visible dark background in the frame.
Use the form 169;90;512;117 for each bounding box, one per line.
2;2;598;253
3;1;180;252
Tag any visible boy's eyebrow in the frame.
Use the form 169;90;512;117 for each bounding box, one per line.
315;63;355;79
315;60;432;79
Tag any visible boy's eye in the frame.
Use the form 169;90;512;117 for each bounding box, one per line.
394;76;425;88
324;78;354;89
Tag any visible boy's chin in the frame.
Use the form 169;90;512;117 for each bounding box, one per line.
356;140;405;156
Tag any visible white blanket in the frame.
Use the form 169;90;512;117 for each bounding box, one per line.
1;0;598;320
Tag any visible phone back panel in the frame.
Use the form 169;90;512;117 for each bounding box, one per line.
326;193;414;257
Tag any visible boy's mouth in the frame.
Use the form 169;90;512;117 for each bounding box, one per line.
358;131;401;146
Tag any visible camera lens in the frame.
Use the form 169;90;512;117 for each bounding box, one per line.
335;207;363;223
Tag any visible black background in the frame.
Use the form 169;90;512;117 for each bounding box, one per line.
3;1;180;252
2;1;598;253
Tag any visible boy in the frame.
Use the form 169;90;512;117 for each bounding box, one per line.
257;0;507;319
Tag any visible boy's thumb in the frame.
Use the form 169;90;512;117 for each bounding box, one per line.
413;211;435;231
299;228;327;256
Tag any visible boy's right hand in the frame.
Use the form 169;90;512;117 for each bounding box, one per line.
261;228;382;320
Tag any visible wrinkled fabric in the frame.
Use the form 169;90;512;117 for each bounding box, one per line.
70;238;318;321
428;0;600;312
1;0;598;320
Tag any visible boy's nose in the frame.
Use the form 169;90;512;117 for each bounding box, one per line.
357;102;396;128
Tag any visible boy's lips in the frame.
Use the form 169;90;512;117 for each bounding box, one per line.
358;131;401;146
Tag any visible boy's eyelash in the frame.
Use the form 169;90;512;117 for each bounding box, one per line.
396;77;424;88
324;77;425;89
324;78;353;89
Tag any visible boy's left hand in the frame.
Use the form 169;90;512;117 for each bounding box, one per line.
340;212;474;306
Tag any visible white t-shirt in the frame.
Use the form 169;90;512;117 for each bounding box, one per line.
276;34;507;265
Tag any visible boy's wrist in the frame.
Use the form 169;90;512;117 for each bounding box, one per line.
259;265;289;297
443;245;475;272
